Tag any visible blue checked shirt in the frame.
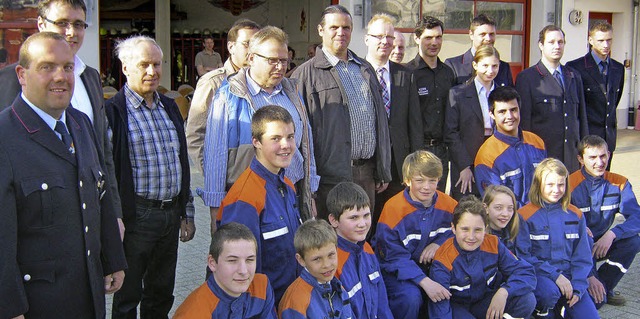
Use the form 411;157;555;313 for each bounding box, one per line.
124;84;182;200
323;47;376;160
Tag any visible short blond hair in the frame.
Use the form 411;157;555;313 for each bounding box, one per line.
402;150;443;184
367;13;394;31
529;158;571;211
294;219;337;259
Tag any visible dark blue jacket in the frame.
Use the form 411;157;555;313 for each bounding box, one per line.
566;53;624;152
279;268;353;319
569;168;640;240
336;236;393;319
515;61;589;172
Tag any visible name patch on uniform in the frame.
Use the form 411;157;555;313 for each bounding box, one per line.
263;226;289;240
530;234;549;240
418;87;429;95
565;233;579;239
368;271;380;281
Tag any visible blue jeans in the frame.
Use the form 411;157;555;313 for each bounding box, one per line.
111;201;180;319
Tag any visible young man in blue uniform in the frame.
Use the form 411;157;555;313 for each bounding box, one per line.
217;105;302;304
373;150;457;318
474;86;547;207
569;135;640;307
278;220;353;319
566;22;625;170
174;223;276;318
327;182;393;319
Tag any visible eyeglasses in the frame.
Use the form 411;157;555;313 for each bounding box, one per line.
368;34;395;42
253;53;289;66
42;17;88;30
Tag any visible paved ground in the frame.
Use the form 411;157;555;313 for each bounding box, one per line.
107;129;640;318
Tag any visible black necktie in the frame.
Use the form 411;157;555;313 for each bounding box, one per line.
553;70;564;92
54;120;75;154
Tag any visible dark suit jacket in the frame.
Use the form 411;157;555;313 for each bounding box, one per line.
387;61;423;179
105;88;190;226
567;53;624;152
0;62;123;218
445;49;513;87
444;81;486;198
0;97;126;318
515;60;589;172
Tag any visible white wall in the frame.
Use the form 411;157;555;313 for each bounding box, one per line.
77;0;100;70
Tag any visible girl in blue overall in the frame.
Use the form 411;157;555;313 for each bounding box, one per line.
517;158;599;318
482;185;524;255
429;197;536;319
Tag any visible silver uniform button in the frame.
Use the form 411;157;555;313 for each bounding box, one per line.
41;183;48;190
87;250;91;256
79;181;83;187
82;203;87;210
23;274;31;281
85;226;89;233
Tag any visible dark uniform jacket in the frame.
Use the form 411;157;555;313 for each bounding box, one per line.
388;61;423;179
0;62;123;218
444;81;487;198
567;52;624;153
291;46;392;185
0;97;127;318
105;88;190;225
444;49;514;87
515;60;588;172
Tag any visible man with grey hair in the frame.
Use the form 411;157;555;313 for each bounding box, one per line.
199;26;318;224
105;35;193;318
390;30;406;64
292;5;392;220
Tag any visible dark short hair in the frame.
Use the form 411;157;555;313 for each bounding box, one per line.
488;86;521;113
19;32;68;68
251;105;294;141
227;19;261;42
319;4;352;28
452;195;488;227
538;25;565;43
577;135;608;156
326;182;370;221
414;16;444;38
470;14;496;32
209;222;257;261
589;21;613;35
38;0;87;18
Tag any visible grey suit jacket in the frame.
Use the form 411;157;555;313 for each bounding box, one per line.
0;61;123;218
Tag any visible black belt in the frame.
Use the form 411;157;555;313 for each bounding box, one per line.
351;158;371;166
135;195;178;209
424;139;442;147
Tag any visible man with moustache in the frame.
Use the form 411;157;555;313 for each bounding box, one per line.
199;26;318;223
292;5;392;219
364;13;422;235
445;14;513;87
0;32;126;319
567;22;625;170
106;36;193;318
406;16;456;192
515;25;588;173
0;0;124;238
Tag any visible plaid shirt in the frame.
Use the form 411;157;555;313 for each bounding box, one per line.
323;47;376;160
124;84;182;200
